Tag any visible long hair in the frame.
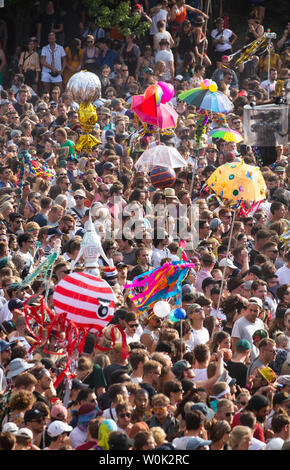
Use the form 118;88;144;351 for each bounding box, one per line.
70;38;81;60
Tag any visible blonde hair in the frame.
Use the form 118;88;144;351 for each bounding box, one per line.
154;60;166;75
229;426;252;450
150;427;166;446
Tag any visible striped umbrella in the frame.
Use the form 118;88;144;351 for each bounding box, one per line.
210;127;243;143
178;80;233;113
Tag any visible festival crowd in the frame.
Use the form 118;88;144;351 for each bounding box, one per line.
0;0;289;452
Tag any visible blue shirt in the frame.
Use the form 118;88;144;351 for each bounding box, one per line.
96;48;116;72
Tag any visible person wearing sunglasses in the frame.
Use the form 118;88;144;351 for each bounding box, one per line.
23;408;46;447
185;303;210;351
116;403;133;435
215;398;236;426
124;311;142;345
148;393;179;442
53;261;71;284
69;189;88;226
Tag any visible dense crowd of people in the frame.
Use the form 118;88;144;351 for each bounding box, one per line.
0;0;289;452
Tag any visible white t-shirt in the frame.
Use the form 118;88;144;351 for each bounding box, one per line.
211;28;233;51
154;31;172;51
231;316;264;361
250;437;266;450
172;435;193;450
276;265;290;285
186;327;209;351
125;331;141;345
155;49;174;81
151;246;171;268
69;426;87;449
16;250;34;273
0;301;12;325
265;437;284;450
41;43;66;75
150;9;168;35
261;79;277;92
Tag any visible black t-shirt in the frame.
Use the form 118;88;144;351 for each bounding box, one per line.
38;12;62;47
103;363;129;386
226;360;249;388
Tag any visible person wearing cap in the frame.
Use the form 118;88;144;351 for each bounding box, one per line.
218;257;240;279
30;365;54;407
211;55;239;89
23;408;46;447
43;420;73;450
68;189;87;225
186;435;212;450
226;339;252;388
264;389;290;434
104;129;123;157
231;297;265;360
69;403;98;449
14;427;36;450
208;218;224;255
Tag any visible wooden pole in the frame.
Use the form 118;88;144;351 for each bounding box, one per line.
200;0;211;66
212;208;237;339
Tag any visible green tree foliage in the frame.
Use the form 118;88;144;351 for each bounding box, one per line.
82;0;150;38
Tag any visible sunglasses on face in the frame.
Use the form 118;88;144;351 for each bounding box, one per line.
153;407;166;413
225;412;235;417
119;412;131;418
128;323;139;328
194;308;204;313
74;196;84;200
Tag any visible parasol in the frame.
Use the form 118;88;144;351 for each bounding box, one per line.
132;94;178;129
178;80;233;113
206;160;266;208
205;160;266;319
210;127;244;143
134;145;187;173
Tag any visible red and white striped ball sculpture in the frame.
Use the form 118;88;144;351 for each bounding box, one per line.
53;271;116;333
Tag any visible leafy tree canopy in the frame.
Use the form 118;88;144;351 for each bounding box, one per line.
82;0;151;38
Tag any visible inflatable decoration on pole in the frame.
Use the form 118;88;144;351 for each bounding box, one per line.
125;260;195;315
17;150;55;195
67;70;102;153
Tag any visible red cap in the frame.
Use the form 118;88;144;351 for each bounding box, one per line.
238;90;248;97
133;3;142;10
